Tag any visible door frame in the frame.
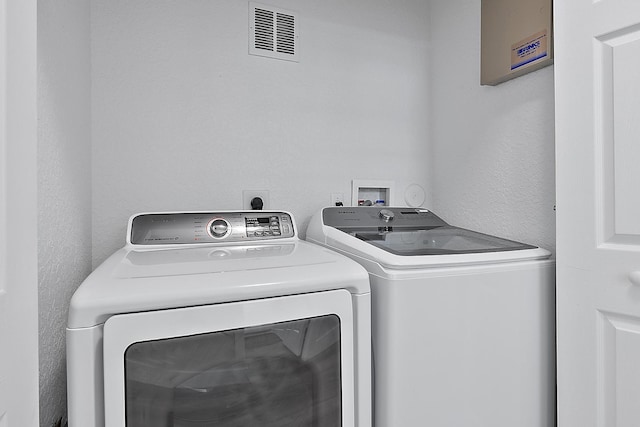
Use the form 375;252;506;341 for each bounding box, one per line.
0;0;39;425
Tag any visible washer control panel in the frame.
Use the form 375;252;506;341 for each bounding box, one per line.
322;206;449;229
129;211;295;246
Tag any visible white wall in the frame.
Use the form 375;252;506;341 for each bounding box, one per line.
91;0;432;266
37;1;92;425
429;0;556;253
34;0;555;423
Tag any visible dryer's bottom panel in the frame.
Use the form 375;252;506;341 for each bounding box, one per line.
124;316;341;427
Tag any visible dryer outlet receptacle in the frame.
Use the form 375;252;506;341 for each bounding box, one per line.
243;190;270;210
330;193;344;206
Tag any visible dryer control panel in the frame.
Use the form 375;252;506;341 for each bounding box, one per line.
129;211;295;246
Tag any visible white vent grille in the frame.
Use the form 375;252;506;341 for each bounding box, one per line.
250;3;298;62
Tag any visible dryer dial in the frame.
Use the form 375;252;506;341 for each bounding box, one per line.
208;218;230;238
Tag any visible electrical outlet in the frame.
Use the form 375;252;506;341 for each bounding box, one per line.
330;193;345;206
243;190;270;210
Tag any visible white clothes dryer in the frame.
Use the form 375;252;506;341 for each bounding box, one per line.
67;211;371;427
306;207;555;427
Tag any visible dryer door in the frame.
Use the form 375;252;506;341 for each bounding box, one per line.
103;290;355;427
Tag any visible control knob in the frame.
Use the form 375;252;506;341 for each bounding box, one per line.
208;218;230;238
379;209;395;222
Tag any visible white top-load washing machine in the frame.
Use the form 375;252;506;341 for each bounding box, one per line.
307;207;555;427
67;211;371;427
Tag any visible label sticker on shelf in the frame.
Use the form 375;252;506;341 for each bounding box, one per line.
511;30;548;70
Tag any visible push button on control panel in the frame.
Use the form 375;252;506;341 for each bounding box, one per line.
244;214;294;239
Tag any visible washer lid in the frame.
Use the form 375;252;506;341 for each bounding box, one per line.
324;207;534;255
308;207;551;269
347;226;535;256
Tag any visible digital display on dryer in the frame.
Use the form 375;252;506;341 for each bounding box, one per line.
245;216;282;238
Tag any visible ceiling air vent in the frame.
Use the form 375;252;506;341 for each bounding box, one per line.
249;3;299;62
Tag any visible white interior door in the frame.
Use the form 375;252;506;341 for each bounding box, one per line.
0;0;39;425
555;0;640;425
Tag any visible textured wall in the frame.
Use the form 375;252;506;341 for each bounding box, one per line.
35;0;556;423
37;1;92;426
428;0;556;253
91;0;432;266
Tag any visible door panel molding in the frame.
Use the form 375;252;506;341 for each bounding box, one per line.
595;24;640;246
598;311;640;426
